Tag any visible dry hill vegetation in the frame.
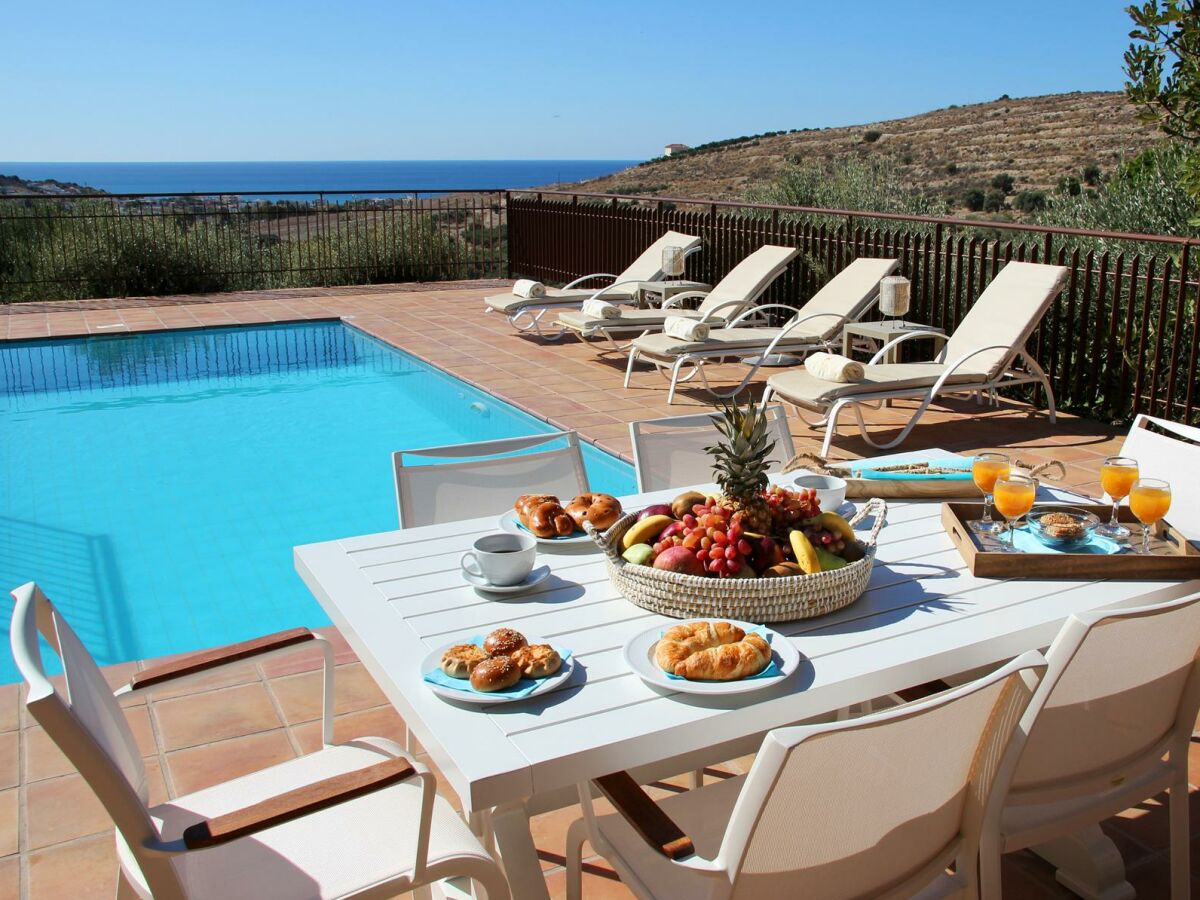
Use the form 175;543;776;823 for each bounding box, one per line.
560;92;1161;212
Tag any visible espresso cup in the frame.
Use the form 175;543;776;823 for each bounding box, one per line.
461;532;537;586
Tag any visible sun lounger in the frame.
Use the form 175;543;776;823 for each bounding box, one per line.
624;256;900;403
762;260;1069;457
483;230;702;338
556;244;800;354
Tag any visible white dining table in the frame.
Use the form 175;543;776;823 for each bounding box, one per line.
294;449;1200;900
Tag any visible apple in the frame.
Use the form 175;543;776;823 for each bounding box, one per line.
637;503;674;521
652;545;705;576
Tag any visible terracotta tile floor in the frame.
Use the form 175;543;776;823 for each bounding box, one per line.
2;281;1191;898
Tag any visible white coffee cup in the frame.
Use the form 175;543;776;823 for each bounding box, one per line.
461;533;537;586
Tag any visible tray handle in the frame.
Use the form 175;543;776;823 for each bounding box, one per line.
848;497;888;548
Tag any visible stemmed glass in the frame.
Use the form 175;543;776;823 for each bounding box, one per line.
993;473;1037;552
1097;456;1138;540
969;452;1010;535
1129;478;1171;555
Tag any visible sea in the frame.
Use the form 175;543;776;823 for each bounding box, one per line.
0;160;638;200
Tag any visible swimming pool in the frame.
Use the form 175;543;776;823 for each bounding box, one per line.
0;321;635;681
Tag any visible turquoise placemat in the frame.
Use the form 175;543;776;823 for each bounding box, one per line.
423;636;573;699
847;457;974;481
1007;526;1124;556
664;626;781;681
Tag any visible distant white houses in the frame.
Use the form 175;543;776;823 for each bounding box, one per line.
663;143;689;157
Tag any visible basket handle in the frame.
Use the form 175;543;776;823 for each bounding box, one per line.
585;516;627;566
848;497;888;548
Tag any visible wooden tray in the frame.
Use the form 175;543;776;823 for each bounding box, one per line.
942;502;1200;579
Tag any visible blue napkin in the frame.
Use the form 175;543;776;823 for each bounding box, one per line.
848;457;973;481
664;626;782;682
1007;526;1124;556
423;636;573;699
513;519;579;541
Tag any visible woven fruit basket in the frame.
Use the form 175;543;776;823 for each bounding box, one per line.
586;498;888;622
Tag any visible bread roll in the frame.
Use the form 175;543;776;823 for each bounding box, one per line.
654;621;745;672
510;644;562;678
524;500;576;538
470;656;521;692
673;634;771;682
440;643;489;679
483;627;527;656
565;493;623;531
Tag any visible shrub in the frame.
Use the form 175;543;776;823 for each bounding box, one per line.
863;130;882;143
1082;164;1102;186
991;173;1015;194
748;155;949;221
946;162;959;175
900;153;914;165
1057;175;1082;196
983;189;1005;212
962;188;986;211
1014;190;1048;212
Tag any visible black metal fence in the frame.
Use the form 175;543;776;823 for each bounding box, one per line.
509;191;1200;426
0;189;507;302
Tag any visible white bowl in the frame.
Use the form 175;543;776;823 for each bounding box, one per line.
793;474;847;512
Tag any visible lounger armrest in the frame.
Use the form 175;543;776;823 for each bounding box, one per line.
123;628;316;693
867;330;949;365
662;290;710;309
593;771;695;860
728;303;802;327
591;279;653;304
562;272;618;290
181;757;420;849
699;300;750;323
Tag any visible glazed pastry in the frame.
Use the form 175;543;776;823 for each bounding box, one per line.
524;500;576;538
654;621;745;673
483;627;527;656
673;634;771;681
515;494;558;518
440;643;489;679
470;656;522;692
510;644;562;678
565;493;623;531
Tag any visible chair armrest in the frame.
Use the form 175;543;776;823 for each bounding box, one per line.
728;303;801;327
866;330;948;365
593;771;695;860
562;272;618;290
661;290;710;309
183;756;418;849
699;299;750;323
125;628;316;692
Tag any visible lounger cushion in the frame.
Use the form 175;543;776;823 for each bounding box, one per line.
767;363;979;407
557;307;717;331
484;287;636;315
632;326;827;358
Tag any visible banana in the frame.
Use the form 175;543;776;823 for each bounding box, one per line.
788;529;822;574
811;511;856;543
621;515;675;551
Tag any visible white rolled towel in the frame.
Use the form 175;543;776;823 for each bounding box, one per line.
582;298;622;319
512;279;546;299
805;351;865;383
664;315;710;342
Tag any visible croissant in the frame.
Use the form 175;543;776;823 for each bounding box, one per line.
524;500;576;538
673;634;771;681
654;621;745;672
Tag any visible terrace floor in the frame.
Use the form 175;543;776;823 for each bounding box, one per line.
0;281;1188;899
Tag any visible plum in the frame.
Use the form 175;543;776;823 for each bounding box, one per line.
637;503;674;521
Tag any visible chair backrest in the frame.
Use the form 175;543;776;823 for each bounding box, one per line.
792;256;900;339
942;261;1069;378
628;405;795;493
1120;414;1200;539
10;583;186;897
393;431;590;528
1001;591;1200;801
617;230;703;283
698;245;800;316
716;651;1046;899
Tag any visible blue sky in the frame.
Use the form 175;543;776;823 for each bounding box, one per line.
4;0;1139;161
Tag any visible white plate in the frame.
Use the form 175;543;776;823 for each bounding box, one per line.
461;565;551;594
624;619;801;696
421;636;575;706
499;508;593;545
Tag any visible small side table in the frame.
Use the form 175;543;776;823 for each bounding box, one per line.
841;320;946;406
635;280;711;308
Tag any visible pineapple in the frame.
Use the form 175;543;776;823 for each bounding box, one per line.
706;401;776;534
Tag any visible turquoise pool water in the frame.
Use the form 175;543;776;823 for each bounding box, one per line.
0;321;635;681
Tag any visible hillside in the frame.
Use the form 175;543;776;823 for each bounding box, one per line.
0;174;104;196
554;92;1162;209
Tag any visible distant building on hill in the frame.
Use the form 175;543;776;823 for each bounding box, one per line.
663;143;689;157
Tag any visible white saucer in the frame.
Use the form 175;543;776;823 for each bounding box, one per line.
461;565;551;594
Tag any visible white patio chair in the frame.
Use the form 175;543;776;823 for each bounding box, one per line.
625;256;900;403
762;261;1070;457
9;582;510;900
1119;414;1200;539
392;431;589;528
483;230;703;339
555;245;801;355
629;405;795;492
565;650;1047;900
980;590;1200;900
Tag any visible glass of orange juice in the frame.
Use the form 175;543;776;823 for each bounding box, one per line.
970;452;1011;535
1129;478;1171;554
1097;456;1138;540
993;473;1037;552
